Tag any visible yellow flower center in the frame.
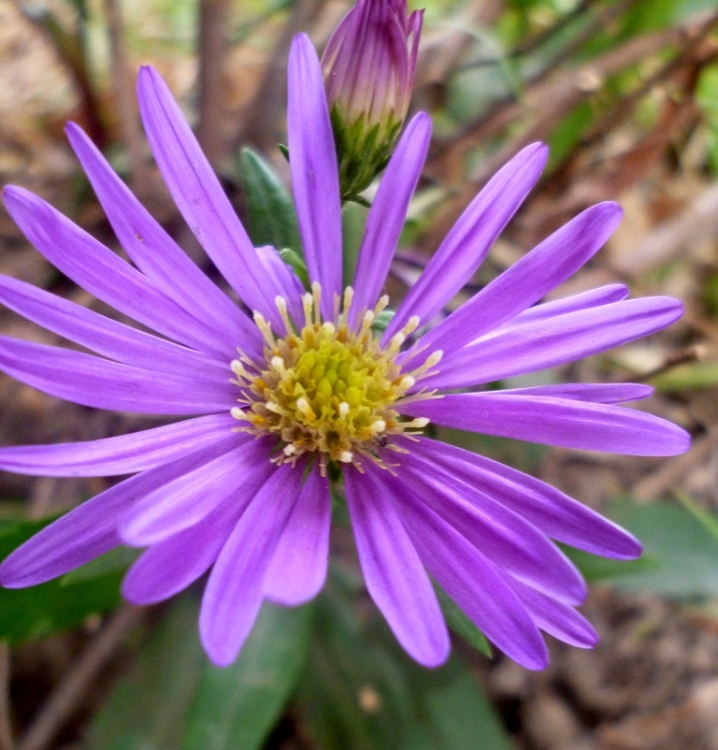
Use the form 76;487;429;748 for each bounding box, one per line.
230;284;442;473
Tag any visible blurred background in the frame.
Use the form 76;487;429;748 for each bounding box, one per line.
1;0;718;748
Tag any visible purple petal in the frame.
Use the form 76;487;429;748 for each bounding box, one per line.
0;273;227;378
263;466;331;606
0;413;240;477
136;67;281;324
390;449;587;604
350;113;431;320
287;35;343;319
121;496;243;605
403;436;641;559
495;383;654;404
199;463;302;667
0;334;232;415
410;202;623;359
489;283;629;335
2;186;226;356
371;466;548;670
422;296;683;390
119;438;274;546
0;437;238;587
385;142;548;341
345;466;450;668
512;580;598;648
65;123;262;360
405;393;690;456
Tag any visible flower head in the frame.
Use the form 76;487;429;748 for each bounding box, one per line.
0;34;689;670
321;0;422;198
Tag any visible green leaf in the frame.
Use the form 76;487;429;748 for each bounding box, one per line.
182;602;312;750
341;200;367;291
298;570;511;750
85;596;205;750
238;147;301;253
675;491;718;544
568;499;718;598
547;101;594;169
61;546;139;586
371;310;395;333
651;360;718;391
0;517;122;644
0;515;55;559
434;583;491;657
562;546;658;583
86;598;311;750
397;659;511;750
0;576;122;645
279;247;309;289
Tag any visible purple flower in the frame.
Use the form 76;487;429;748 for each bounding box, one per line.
321;0;422;198
0;34;688;671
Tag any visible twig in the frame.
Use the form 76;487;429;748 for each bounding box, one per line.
613;182;718;277
8;0;107;147
421;9;718;250
430;8;718;179
634;434;715;502
17;605;143;750
416;0;504;88
236;0;325;154
630;347;704;384
196;0;231;165
0;644;13;750
509;0;593;60
103;0;148;193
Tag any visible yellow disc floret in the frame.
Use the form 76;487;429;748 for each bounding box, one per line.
230;283;442;473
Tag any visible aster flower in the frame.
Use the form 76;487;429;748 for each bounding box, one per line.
0;34;688;672
321;0;422;198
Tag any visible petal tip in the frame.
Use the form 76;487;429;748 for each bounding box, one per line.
290;32;316;61
524;141;550;166
521;649;550;671
199;619;241;669
668;426;692;456
415;643;451;669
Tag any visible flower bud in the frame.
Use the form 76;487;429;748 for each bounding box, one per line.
321;0;422;199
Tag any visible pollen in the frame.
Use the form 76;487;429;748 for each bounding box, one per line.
230;283;441;473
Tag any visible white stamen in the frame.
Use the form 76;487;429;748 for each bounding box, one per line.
400;375;416;390
426;350;443;367
283;444;296;456
375;295;390;315
339;402;350;418
339;451;354;463
390;332;406;348
271;356;285;371
275;296;293;334
404;316;420;335
372;419;386;434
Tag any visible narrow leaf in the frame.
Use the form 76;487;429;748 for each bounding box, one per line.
434;583;491;657
85;595;205;750
238;147;302;253
0;517;122;643
182;602;313;750
298;569;511;750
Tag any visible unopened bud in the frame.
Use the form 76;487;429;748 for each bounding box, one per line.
321;0;422;200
